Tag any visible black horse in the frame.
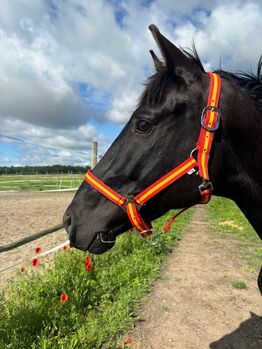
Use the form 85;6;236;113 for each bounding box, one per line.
64;25;262;293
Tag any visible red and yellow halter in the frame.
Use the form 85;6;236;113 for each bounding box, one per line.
84;72;221;238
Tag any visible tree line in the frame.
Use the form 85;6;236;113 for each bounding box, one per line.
0;165;90;175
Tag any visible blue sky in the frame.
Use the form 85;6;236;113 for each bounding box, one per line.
0;0;261;166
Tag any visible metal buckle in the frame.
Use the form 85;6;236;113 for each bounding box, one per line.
201;106;220;132
198;179;213;194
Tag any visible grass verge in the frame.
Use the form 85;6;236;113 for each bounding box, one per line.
0;209;191;349
208;196;261;273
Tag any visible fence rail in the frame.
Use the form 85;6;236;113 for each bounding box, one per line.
0;223;64;253
0;174;83;192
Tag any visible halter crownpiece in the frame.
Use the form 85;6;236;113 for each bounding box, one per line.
84;72;221;238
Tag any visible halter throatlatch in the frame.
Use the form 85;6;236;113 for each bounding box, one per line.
84;72;221;238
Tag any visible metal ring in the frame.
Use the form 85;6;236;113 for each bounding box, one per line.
140;228;155;236
141;229;162;247
200;106;221;132
190;147;197;158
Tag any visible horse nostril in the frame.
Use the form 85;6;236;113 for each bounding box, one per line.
63;213;72;230
63;211;77;242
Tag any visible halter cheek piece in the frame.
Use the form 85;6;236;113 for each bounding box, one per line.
84;73;221;238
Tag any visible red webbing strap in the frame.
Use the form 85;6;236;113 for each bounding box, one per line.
85;170;152;237
84;170;126;206
163;206;192;233
163;188;212;234
197;73;221;180
134;157;197;206
126;203;153;238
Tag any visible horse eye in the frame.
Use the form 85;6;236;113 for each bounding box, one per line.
136;119;152;133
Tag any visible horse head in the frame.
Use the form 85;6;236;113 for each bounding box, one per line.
63;25;220;253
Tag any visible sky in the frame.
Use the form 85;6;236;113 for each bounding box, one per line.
0;0;261;167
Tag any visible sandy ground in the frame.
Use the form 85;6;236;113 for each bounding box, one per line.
129;206;262;349
0;191;75;286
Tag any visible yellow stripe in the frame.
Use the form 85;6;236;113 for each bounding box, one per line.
201;129;212;178
201;74;219;178
211;74;218;106
85;174;125;205
128;204;144;232
136;161;194;204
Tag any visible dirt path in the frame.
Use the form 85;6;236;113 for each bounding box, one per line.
130;206;262;349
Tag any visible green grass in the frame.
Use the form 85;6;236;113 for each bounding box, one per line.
232;280;248;290
0;174;83;192
0;210;190;349
208;196;262;272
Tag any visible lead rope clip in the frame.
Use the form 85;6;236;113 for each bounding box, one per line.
198;179;213;193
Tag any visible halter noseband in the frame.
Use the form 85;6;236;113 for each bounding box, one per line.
84;72;221;238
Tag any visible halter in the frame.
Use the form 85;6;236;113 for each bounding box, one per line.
84;72;221;238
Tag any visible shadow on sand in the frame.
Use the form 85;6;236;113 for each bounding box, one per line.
210;312;262;349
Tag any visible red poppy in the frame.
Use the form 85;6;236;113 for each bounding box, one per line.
19;266;26;272
124;337;132;345
60;293;68;302
32;258;40;267
85;256;91;264
62;245;67;250
34;246;42;254
86;263;93;270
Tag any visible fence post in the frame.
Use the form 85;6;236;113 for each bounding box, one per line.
92;141;98;169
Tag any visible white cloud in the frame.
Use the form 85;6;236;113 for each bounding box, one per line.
0;157;11;164
0;0;261;166
0;26;93;128
172;1;262;71
0;115;108;166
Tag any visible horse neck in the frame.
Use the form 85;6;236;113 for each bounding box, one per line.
215;81;262;238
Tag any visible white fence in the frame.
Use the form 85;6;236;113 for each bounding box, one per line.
0;174;83;192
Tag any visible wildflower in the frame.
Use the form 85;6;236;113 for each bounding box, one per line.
124;337;132;345
69;243;74;249
32;258;40;267
60;293;68;302
62;245;67;250
34;246;42;254
19;266;26;272
86;263;93;271
85;256;91;264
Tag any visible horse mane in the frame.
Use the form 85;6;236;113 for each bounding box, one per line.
140;47;262;113
214;58;262;112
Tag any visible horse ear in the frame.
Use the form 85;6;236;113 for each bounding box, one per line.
149;50;163;71
149;24;198;74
